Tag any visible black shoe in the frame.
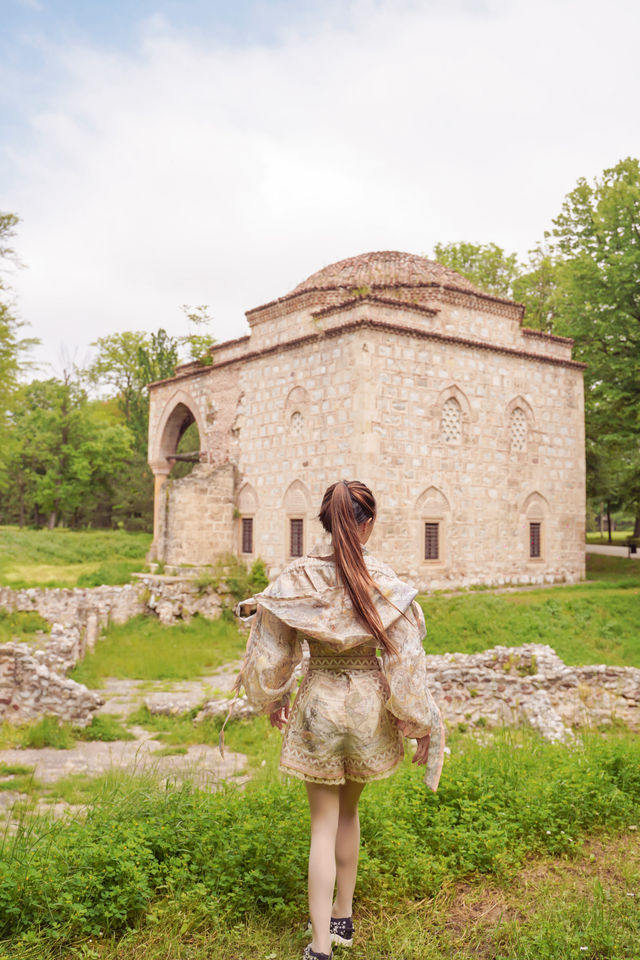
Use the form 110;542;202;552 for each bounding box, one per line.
303;945;333;960
306;916;354;947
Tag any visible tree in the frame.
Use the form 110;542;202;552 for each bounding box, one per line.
432;241;521;298
546;157;640;535
5;376;133;528
0;212;38;492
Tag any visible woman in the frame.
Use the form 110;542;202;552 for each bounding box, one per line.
234;480;444;960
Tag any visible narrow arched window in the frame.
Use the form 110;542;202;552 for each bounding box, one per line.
510;407;527;452
441;397;462;444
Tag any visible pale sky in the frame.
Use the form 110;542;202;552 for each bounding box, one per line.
2;0;639;374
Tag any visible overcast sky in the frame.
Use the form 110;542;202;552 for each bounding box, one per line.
2;0;639;375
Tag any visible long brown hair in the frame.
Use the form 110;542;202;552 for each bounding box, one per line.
318;480;397;655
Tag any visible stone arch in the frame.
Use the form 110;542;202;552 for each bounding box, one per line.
282;479;311;514
506;394;536;427
237;482;259;514
504;396;537;456
285;385;310;410
285;385;310;438
415;485;451;566
150;389;207;471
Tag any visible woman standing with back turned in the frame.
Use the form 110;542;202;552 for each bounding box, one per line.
234;480;444;959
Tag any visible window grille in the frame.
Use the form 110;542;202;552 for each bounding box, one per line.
441;397;462;443
241;517;253;554
510;407;527;451
529;521;541;558
291;411;304;436
424;522;439;560
290;518;304;557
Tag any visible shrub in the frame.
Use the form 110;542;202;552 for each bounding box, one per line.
1;729;638;944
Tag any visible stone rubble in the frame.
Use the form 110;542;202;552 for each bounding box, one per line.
1;574;638;742
0;577;225;725
424;643;640;741
0;641;104;726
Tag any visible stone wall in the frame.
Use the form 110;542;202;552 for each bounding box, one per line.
0;641;104;726
424;644;640;741
198;643;640;742
155;462;238;566
0;577;226;724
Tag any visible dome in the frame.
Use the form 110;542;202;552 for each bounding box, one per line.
289;250;486;297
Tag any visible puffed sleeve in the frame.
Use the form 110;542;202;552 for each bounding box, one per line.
380;600;445;792
235;604;302;713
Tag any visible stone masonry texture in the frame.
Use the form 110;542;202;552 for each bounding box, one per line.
147;251;586;590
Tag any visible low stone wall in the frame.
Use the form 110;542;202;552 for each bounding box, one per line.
0;577;225;725
425;643;640;741
196;643;640;742
0;642;104;726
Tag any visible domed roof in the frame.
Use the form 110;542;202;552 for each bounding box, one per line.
289;250;486;297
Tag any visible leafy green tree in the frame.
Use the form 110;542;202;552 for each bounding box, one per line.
546;157;640;535
432;241;521;298
0;212;38;492
6;377;133;528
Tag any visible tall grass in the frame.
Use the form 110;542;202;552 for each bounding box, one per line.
0;728;638;951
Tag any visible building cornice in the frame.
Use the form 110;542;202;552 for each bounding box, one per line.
147;315;587;389
311;294;439;321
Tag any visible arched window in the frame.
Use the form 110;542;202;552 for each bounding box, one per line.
283;480;311;558
522;492;548;563
237;483;259;556
510;407;527;452
416;486;450;565
441;397;462;444
290;411;304;436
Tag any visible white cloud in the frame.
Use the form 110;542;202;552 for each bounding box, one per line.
5;0;640;370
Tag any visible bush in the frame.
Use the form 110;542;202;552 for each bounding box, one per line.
1;730;638;944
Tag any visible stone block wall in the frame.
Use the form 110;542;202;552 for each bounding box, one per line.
156;462;237;566
147;255;586;589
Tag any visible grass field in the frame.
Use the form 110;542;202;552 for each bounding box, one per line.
69;615;246;687
1;727;639;960
0;527;151;588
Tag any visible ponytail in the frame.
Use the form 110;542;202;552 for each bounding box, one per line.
318;480;398;655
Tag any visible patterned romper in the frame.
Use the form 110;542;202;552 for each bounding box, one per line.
236;544;445;791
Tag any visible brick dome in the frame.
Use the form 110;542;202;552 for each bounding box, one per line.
290;250;486;297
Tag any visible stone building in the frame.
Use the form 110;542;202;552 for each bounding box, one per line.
147;251;586;590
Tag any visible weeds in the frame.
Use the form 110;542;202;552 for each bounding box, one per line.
0;728;638;950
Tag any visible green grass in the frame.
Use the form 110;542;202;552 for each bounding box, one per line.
586;530;633;543
0;610;49;644
0;714;135;752
69;615;246;687
585;551;640;582
0;527;151;588
0;727;638;958
418;581;640;666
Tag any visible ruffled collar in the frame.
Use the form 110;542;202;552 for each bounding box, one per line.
237;546;417;649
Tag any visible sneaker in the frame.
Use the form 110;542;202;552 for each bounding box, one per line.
306;916;354;948
303;946;333;960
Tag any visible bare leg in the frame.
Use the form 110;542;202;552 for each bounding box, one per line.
333;780;365;918
305;781;340;955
